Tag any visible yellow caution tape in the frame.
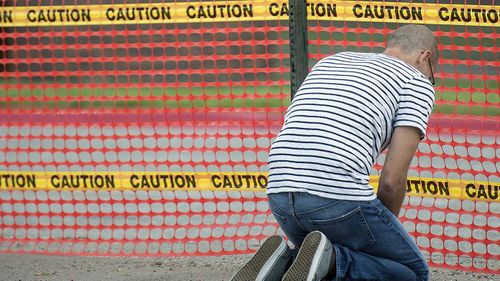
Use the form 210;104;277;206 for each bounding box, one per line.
0;1;498;27
0;171;498;202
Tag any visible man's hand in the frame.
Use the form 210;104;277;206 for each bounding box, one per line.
377;126;422;216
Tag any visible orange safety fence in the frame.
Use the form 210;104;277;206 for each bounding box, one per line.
0;0;498;274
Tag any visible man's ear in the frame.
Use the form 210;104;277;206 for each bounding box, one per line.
419;50;432;64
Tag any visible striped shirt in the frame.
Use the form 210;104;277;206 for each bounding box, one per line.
266;52;435;201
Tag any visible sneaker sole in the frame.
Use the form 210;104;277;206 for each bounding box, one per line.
231;236;285;281
282;232;329;281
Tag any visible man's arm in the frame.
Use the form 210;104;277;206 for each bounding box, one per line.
377;126;422;216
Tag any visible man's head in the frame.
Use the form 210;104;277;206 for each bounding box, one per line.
384;25;439;84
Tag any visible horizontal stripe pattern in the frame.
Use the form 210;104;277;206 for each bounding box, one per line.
267;52;435;201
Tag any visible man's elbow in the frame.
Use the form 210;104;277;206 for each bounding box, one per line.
378;177;406;195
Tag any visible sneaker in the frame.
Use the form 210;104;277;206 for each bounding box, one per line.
282;231;334;281
230;235;292;281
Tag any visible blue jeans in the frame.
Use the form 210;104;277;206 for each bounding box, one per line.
268;192;429;281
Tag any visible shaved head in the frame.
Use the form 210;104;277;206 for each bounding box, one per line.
386;25;439;62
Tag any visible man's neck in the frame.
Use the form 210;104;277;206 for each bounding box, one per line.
383;48;409;63
383;48;421;70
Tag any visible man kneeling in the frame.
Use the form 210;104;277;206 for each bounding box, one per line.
231;24;438;281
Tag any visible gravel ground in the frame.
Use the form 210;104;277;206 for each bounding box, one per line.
0;253;498;281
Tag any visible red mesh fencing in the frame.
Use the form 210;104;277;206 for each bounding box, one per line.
0;0;498;274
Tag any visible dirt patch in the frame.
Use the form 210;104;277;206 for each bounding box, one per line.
0;253;498;281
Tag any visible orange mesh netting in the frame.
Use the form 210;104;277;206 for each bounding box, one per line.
0;0;498;274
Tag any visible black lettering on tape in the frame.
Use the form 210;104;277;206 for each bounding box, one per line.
0;174;36;188
27;9;90;23
131;174;195;189
51;175;114;189
130;175;140;188
211;175;222;188
466;183;499;200
186;4;253;19
439;7;499;23
106;6;171;21
210;174;266;189
406;179;449;196
1;10;13;23
306;3;337;17
352;4;422;21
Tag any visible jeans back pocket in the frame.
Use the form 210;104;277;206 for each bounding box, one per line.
309;207;376;251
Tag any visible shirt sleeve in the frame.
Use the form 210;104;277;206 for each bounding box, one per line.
394;76;436;140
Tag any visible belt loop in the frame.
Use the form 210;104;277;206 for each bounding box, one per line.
288;192;294;215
